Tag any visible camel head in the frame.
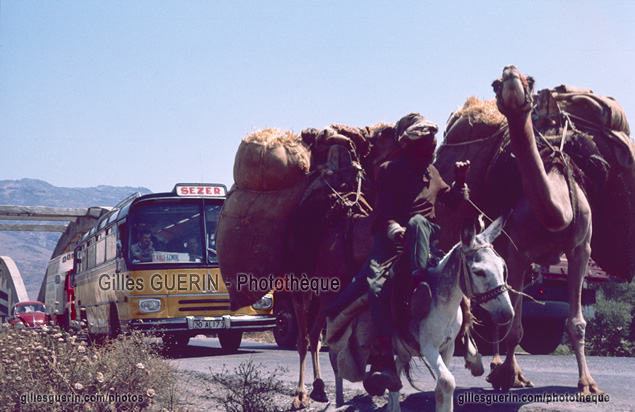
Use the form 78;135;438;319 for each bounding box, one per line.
491;65;535;116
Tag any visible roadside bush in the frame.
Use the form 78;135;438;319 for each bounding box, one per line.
207;358;288;412
585;282;635;356
0;324;177;411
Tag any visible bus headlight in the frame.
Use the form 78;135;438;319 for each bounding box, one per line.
139;299;162;313
252;295;273;310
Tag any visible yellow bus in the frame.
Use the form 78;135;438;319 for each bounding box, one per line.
72;183;274;351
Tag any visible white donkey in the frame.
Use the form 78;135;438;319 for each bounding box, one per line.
386;214;515;412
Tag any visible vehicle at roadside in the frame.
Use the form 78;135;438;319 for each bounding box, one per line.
518;258;608;355
71;183;275;352
43;253;75;330
9;301;48;329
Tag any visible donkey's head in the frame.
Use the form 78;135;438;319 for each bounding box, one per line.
460;213;515;325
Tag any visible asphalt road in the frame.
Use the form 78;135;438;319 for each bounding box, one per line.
171;337;635;412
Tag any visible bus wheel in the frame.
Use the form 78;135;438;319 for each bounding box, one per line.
273;296;297;349
218;331;242;353
521;318;565;355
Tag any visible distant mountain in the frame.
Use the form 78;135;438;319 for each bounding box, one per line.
0;179;152;300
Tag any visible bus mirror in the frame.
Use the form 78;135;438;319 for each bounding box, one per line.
116;240;124;258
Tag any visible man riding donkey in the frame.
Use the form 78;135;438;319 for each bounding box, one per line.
326;112;471;394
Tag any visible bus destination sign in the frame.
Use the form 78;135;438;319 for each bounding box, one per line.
175;184;227;198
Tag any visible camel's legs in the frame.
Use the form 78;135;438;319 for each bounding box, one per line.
565;242;603;394
292;294;311;409
487;256;533;391
309;309;328;402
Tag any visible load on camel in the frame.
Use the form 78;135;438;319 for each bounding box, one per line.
434;65;635;394
216;120;490;410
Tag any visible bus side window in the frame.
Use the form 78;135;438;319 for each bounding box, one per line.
72;251;80;286
118;222;127;260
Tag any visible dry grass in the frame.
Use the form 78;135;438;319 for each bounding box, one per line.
454;96;506;126
0;324;183;412
243;128;301;146
206;358;289;412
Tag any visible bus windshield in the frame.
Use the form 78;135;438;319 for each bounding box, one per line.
129;201;222;265
205;204;221;264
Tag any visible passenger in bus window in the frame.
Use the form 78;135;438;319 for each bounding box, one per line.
183;235;203;262
131;229;155;263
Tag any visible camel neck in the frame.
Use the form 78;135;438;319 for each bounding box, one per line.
506;113;573;232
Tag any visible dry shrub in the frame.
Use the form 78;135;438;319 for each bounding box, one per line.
0;324;178;412
207;358;289;412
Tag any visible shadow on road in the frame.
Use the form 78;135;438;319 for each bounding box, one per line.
159;344;268;359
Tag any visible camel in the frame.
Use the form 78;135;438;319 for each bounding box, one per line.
285;124;397;409
477;65;600;393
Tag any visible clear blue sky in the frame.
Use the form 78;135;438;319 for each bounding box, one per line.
1;1;633;194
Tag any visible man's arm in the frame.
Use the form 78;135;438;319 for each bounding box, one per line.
435;161;470;210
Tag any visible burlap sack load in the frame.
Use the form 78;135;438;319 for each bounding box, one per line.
233;128;310;191
217;128;311;310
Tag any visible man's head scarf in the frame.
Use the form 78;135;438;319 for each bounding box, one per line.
395;112;438;146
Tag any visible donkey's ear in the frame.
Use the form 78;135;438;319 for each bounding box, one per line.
460;216;479;251
481;209;513;243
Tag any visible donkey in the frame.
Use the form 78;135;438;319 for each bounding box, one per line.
389;214;514;412
329;214;514;412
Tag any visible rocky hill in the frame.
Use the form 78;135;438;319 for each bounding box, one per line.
0;179;152;299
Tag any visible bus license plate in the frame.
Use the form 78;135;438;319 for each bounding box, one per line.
190;319;225;330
